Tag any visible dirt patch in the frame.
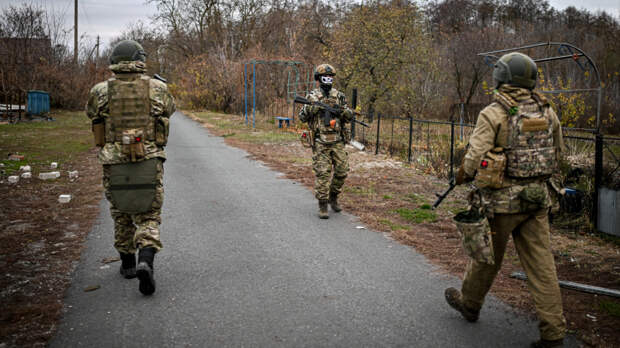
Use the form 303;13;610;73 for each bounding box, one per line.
188;111;620;347
0;150;102;347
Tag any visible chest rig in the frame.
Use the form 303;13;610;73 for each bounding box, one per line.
312;89;343;144
107;75;154;143
496;91;556;178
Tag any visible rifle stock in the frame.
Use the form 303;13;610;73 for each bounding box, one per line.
432;179;457;209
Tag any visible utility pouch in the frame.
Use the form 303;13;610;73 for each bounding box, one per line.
454;209;495;265
518;183;548;212
155;117;169;146
319;132;340;143
92;118;105;147
108;159;159;213
474;148;506;189
300;130;313;148
121;129;146;162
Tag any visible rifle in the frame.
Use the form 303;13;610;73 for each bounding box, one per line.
294;96;370;128
432;178;456;209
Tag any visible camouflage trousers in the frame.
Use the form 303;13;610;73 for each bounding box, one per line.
312;141;349;201
460;209;566;340
102;160;164;254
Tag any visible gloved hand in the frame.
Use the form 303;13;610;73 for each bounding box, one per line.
455;165;473;185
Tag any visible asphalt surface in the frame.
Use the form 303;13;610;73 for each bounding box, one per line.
51;112;577;347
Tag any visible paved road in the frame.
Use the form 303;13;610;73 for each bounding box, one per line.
51;112;575;347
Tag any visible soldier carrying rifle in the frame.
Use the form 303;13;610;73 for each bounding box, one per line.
299;64;354;219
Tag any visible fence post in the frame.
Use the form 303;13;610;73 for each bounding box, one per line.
244;63;248;125
408;116;413;163
450;119;455;179
351;89;357;139
594;133;603;231
375;113;381;155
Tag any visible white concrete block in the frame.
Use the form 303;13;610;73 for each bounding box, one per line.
58;194;72;203
68;170;79;179
19;165;31;172
39;171;61;180
21;172;32;179
50;162;58;169
8;175;19;184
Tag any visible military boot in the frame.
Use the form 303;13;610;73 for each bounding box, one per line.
319;200;329;219
444;287;480;322
119;252;136;279
530;339;564;348
136;247;156;295
329;192;342;212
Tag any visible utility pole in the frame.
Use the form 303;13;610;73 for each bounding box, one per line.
95;35;100;65
73;0;78;64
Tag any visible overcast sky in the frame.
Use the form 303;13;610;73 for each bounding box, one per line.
1;0;618;52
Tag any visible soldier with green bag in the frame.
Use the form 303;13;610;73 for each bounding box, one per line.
444;52;567;348
86;40;175;295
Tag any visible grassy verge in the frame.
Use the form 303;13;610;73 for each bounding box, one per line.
0;111;92;175
0;111;102;347
185;109;620;347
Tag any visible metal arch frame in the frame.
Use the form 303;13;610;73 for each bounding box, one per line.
243;59;313;128
478;42;603;132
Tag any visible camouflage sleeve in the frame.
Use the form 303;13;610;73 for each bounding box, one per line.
150;79;175;118
299;92;319;123
549;107;564;159
463;106;500;178
86;82;108;120
337;92;353;123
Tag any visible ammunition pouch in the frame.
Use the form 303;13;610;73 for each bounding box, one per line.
92;118;105;147
318;132;341;144
454;209;495;265
108;159;159;214
474;148;506;189
155;117;169;146
120;129;146;162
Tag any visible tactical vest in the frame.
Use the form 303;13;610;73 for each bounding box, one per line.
496;91;557;178
312;89;343;144
106;75;154;143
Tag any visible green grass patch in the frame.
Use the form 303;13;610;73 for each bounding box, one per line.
285;156;311;164
599;300;620;318
404;193;425;204
0;111;92;175
383;194;393;199
345;185;376;196
394;205;437;223
378;218;409;231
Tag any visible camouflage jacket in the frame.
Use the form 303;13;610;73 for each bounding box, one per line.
86;61;176;165
299;88;353;144
463;85;564;214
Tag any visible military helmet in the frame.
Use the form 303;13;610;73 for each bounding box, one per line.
314;63;336;81
109;40;147;64
492;52;537;89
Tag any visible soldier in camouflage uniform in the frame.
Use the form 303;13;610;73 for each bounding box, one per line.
444;53;567;348
299;64;354;219
86;40;175;295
